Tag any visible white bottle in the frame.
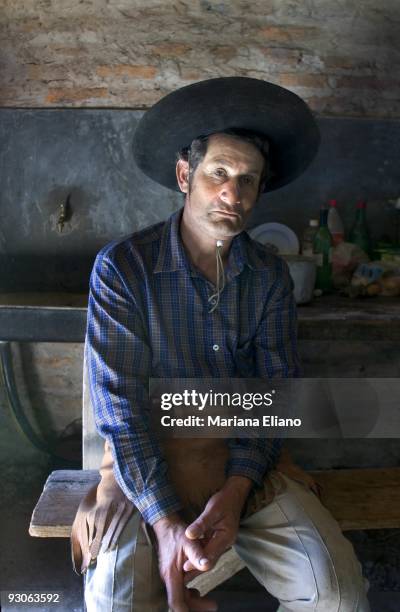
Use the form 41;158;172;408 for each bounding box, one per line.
327;199;345;246
301;219;319;256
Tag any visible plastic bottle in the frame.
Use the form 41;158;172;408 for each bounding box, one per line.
327;199;345;246
349;201;371;257
301;219;319;256
313;208;333;293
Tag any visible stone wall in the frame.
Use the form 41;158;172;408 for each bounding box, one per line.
1;0;399;117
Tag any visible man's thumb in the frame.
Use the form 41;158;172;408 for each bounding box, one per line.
185;515;209;540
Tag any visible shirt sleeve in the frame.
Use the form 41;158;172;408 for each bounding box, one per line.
226;257;302;485
86;246;183;525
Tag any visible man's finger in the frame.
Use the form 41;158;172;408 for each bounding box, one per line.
185;514;214;540
164;568;188;612
183;559;195;572
185;588;218;611
183;568;203;585
184;539;212;571
185;525;234;575
200;530;231;562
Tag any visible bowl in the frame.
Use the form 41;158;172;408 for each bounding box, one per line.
283;255;317;304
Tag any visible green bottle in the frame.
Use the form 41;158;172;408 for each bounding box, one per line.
313;208;333;292
349;201;371;257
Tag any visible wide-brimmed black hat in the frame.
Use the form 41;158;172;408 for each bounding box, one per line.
132;77;320;192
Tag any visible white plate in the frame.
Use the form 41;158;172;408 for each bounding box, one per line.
248;222;300;255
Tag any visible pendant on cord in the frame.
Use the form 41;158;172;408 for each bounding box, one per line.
208;240;226;313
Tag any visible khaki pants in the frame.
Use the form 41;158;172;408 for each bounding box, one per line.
84;472;370;611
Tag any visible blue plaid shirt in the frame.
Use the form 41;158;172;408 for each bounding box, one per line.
87;208;301;525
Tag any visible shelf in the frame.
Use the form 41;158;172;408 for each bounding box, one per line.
0;293;399;342
0;292;88;308
298;295;400;340
0;293;87;342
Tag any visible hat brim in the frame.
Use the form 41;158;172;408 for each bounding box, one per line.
132;77;320;193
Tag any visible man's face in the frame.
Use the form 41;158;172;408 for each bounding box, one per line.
177;133;265;241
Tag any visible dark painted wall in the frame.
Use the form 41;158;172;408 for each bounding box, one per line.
1;110;399;291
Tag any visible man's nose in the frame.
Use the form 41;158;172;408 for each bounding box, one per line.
220;178;241;204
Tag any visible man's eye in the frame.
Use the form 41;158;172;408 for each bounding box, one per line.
242;175;254;185
213;168;226;177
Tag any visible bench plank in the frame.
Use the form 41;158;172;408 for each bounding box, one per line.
29;467;400;538
29;466;400;597
29;470;100;537
312;467;400;530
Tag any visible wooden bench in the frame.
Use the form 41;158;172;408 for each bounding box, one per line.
30;466;400;595
29;351;400;594
30;350;400;594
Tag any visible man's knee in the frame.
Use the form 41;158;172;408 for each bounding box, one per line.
270;544;368;611
291;555;368;611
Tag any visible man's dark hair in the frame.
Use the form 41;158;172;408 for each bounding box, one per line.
176;128;273;195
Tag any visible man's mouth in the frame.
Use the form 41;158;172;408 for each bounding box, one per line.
212;209;241;219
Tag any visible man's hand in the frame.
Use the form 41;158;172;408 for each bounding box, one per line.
183;476;252;582
152;512;217;612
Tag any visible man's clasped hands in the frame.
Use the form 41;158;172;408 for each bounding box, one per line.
152;475;253;612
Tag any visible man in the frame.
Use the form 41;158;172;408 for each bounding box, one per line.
71;78;370;611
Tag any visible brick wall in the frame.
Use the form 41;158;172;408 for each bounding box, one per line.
0;0;399;116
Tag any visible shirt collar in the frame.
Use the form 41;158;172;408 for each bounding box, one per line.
154;208;189;273
154;208;271;275
240;231;273;271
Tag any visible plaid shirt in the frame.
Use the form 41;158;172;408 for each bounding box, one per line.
87;208;301;525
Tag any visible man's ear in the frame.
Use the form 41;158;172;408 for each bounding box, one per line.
258;179;266;197
176;159;189;194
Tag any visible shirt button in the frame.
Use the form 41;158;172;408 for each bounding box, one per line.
210;299;217;306
213;344;219;351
